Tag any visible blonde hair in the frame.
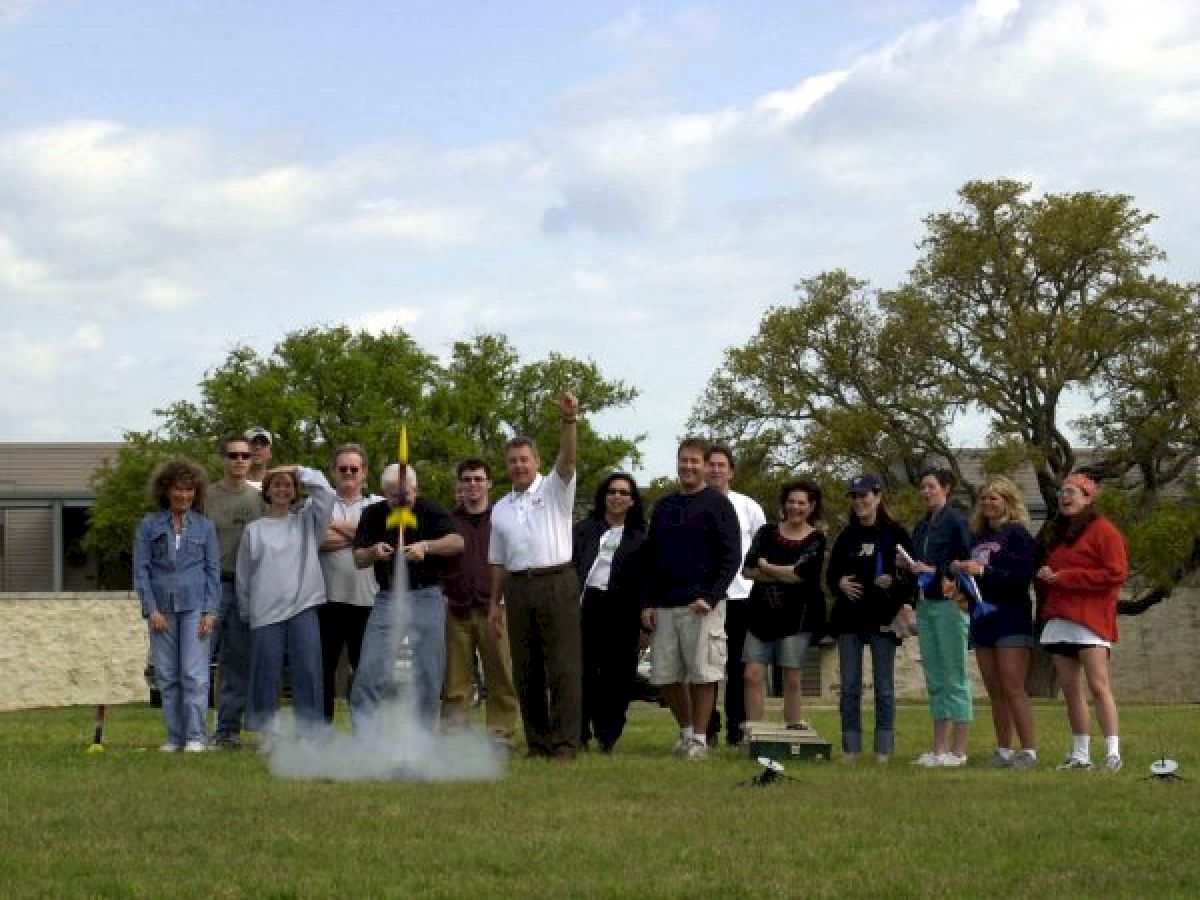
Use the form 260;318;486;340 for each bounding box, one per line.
972;475;1031;532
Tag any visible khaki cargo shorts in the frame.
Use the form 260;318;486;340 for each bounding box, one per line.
649;601;727;685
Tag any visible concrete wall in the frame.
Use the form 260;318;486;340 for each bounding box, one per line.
0;592;148;711
2;588;1196;712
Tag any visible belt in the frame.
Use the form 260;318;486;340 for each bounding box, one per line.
508;562;572;578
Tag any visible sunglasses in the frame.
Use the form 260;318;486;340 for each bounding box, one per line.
226;452;252;460
606;488;632;496
458;475;488;483
338;466;360;475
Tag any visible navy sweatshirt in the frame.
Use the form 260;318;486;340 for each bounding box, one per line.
968;523;1036;643
642;487;741;609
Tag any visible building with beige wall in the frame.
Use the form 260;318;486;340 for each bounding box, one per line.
0;443;121;592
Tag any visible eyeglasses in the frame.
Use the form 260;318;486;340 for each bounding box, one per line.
458;475;488;483
338;466;360;475
606;488;632;496
226;452;252;460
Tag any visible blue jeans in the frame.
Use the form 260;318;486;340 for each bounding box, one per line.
215;581;252;737
350;586;447;732
150;608;211;746
837;632;897;755
247;606;324;734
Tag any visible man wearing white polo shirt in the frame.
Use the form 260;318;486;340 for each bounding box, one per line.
705;444;767;747
487;392;580;761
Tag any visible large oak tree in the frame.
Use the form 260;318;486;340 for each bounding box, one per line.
692;180;1200;608
87;327;639;586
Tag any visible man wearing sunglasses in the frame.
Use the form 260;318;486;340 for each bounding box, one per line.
317;443;382;725
207;434;264;748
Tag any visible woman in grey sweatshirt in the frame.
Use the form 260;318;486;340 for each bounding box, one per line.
237;465;335;744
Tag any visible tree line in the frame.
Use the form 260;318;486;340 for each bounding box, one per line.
89;179;1199;607
690;179;1200;610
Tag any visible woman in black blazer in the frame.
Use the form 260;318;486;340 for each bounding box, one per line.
572;472;647;753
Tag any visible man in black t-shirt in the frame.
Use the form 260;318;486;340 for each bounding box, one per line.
350;463;463;732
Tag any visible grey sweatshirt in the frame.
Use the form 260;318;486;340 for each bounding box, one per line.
236;467;335;629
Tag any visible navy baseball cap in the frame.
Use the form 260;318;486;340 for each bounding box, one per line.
847;474;883;495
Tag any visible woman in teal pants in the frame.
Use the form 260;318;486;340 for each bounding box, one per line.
901;467;972;767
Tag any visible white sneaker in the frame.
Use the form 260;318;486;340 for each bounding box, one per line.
1056;755;1093;771
938;752;968;767
158;742;181;754
913;751;942;767
685;739;709;760
183;741;207;754
1104;754;1123;774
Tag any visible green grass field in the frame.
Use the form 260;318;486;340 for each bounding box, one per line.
1;700;1197;898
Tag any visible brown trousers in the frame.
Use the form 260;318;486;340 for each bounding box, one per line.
442;606;519;739
504;568;583;754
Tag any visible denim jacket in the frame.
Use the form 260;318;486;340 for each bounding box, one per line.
133;509;221;618
911;504;971;600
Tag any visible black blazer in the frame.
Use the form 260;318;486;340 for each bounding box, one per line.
572;517;646;609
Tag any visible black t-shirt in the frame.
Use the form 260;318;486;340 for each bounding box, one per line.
743;526;827;642
354;497;458;590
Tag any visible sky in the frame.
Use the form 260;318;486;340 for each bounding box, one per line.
1;0;1198;478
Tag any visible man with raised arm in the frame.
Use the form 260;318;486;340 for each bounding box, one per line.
487;392;581;761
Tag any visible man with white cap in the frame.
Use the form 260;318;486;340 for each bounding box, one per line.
245;427;273;488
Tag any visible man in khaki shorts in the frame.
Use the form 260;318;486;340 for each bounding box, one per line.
640;437;742;759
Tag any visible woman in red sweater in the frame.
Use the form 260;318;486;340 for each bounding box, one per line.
1035;472;1128;773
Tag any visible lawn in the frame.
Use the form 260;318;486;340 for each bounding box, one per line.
1;700;1197;898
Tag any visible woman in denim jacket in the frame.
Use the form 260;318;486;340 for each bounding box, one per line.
133;458;221;753
900;466;973;767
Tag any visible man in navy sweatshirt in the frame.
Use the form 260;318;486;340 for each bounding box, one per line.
640;437;742;759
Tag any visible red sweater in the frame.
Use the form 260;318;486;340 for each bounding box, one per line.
1040;515;1127;642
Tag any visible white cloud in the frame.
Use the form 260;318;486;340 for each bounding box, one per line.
0;230;49;292
2;0;1200;476
137;277;197;311
0;321;105;381
347;307;424;334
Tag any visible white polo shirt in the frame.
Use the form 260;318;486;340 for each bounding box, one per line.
488;470;576;571
726;489;767;600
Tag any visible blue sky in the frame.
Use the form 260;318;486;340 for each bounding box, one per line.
2;0;1198;478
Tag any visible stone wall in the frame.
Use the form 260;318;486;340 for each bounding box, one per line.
2;588;1196;712
808;587;1200;703
0;592;148;711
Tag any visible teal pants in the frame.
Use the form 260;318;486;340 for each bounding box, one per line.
916;599;973;723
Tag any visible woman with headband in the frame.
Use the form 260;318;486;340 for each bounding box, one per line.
1035;472;1128;773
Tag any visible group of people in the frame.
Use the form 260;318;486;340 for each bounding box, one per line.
824;467;1127;771
132;403;1130;772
